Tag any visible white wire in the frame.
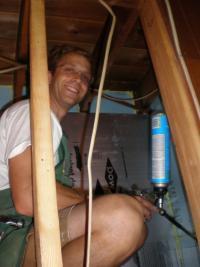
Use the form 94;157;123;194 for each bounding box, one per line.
0;56;23;66
86;1;116;266
164;0;200;119
0;64;27;74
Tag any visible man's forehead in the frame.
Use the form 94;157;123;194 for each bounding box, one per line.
56;55;91;77
58;53;91;69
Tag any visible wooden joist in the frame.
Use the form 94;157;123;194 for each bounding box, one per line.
140;0;200;244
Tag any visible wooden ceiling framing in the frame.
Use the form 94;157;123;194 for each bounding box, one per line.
0;0;154;109
0;0;199;105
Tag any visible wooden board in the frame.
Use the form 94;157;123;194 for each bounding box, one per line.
140;0;200;244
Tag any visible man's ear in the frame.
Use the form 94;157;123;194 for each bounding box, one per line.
48;71;52;84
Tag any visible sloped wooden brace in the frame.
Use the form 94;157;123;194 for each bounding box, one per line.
30;0;63;266
107;7;138;69
108;0;145;69
140;0;200;244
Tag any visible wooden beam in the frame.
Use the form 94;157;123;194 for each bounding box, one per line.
14;0;29;100
108;5;141;69
140;0;200;244
30;0;63;266
108;7;138;68
92;3;141;91
92;0;144;94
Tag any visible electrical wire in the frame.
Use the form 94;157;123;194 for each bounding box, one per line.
0;55;27;73
0;56;23;66
0;65;27;74
94;88;158;101
164;0;200;119
86;1;116;266
101;94;137;109
92;89;159;111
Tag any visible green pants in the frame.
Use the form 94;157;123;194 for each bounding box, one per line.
0;189;33;267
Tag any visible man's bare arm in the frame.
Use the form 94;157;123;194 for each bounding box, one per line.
9;146;84;217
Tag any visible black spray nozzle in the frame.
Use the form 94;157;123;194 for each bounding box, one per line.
154;187;168;209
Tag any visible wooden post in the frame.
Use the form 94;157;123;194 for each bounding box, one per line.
30;0;63;266
140;0;200;244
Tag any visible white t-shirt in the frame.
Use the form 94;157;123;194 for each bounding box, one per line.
0;99;62;191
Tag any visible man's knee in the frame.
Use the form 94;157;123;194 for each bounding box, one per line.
95;194;145;223
93;194;147;252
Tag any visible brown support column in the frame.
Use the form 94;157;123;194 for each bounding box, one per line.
140;0;200;244
30;0;63;266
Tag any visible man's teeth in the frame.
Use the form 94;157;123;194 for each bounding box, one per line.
67;86;79;94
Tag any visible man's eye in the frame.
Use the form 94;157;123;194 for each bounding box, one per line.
63;68;74;73
82;75;90;84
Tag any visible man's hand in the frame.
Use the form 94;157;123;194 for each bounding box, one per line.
134;196;158;221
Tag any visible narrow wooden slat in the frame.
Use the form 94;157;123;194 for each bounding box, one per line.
30;0;63;266
140;0;200;244
14;0;29;99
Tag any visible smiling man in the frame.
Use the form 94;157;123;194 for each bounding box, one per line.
0;45;156;267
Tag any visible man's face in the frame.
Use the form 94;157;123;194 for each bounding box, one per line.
49;52;92;111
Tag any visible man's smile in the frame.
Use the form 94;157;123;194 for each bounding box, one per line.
63;84;80;97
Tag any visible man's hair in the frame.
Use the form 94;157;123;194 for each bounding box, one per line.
48;45;92;73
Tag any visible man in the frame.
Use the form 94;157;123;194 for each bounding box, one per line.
0;45;156;266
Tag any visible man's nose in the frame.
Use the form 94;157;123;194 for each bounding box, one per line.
72;70;82;82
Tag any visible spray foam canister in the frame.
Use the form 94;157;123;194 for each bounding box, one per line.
151;113;170;207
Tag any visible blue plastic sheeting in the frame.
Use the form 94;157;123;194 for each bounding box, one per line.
90;91;136;114
0;86;13;110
